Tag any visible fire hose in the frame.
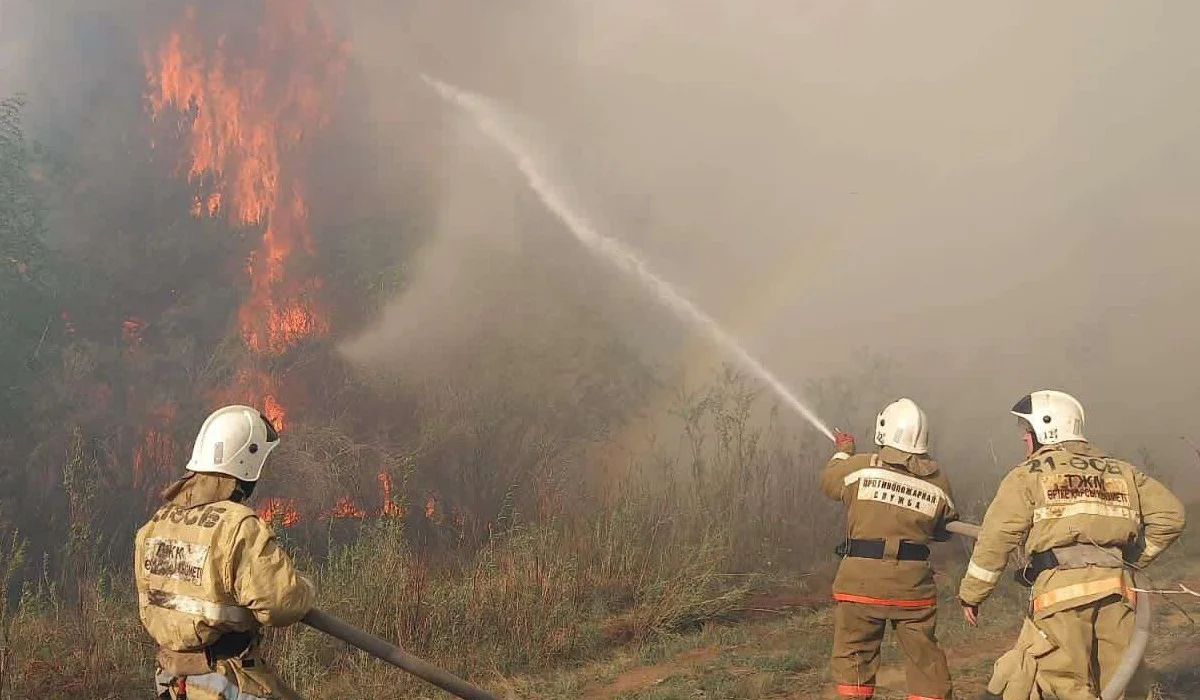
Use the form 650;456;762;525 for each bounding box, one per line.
302;609;500;700
942;521;1149;700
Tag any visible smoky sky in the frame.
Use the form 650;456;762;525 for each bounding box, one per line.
332;1;1200;478
6;1;1200;490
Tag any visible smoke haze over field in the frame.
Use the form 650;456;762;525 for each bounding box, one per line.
332;0;1200;481
5;1;1200;489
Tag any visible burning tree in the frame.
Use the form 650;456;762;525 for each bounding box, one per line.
144;0;347;432
135;1;415;529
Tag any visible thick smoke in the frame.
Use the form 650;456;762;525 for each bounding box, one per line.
332;0;1200;492
6;1;1200;498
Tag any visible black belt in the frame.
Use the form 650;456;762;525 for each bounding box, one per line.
1017;548;1127;587
204;630;257;663
835;538;930;561
1016;550;1058;587
1026;548;1061;581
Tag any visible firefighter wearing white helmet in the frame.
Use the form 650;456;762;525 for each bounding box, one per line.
134;405;315;700
821;398;958;700
960;390;1186;699
875;397;930;453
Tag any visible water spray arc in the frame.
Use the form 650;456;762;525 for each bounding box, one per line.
422;75;835;442
419;78;1149;699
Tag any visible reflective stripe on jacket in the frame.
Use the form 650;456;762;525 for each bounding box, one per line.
821;447;958;604
135;485;316;652
959;441;1184;615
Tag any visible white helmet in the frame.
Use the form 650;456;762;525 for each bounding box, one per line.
185;405;280;482
874;398;929;454
1010;390;1084;445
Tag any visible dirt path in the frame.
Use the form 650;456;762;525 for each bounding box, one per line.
579;647;722;700
576;565;1200;699
578;608;1015;699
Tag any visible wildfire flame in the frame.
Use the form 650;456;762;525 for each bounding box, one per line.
425;493;445;524
262;393;287;433
259;497;301;528
329;497;366;520
145;0;345;428
210;369;288;431
379;472;403;518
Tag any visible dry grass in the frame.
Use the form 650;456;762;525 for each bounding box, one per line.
0;372;843;698
0;372;1193;699
1;578;153;700
517;541;1200;700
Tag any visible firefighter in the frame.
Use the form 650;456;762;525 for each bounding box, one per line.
959;390;1186;700
135;405;316;700
821;398;958;700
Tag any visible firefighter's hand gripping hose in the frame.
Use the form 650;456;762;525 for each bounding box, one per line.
941;520;1148;700
303;609;500;700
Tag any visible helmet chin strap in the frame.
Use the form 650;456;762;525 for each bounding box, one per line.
233;478;258;503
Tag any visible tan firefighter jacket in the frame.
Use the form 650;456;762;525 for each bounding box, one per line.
959;441;1185;617
821;445;959;604
134;473;316;654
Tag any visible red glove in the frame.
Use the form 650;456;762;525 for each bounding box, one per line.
834;429;856;454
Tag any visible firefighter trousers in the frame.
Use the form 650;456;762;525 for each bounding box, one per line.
155;655;303;700
988;593;1148;700
831;601;952;699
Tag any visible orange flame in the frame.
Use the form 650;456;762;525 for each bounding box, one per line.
329;497;366;520
262;393;287;433
424;493;445;524
378;472;403;518
146;0;345;425
210;369;288;432
259;497;301;528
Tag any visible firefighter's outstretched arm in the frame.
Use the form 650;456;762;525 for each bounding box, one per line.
958;469;1033;612
820;429;858;500
231;515;317;627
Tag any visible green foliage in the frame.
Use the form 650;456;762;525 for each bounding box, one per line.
0;96;57;423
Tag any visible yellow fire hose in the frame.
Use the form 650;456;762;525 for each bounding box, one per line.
943;521;1149;700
